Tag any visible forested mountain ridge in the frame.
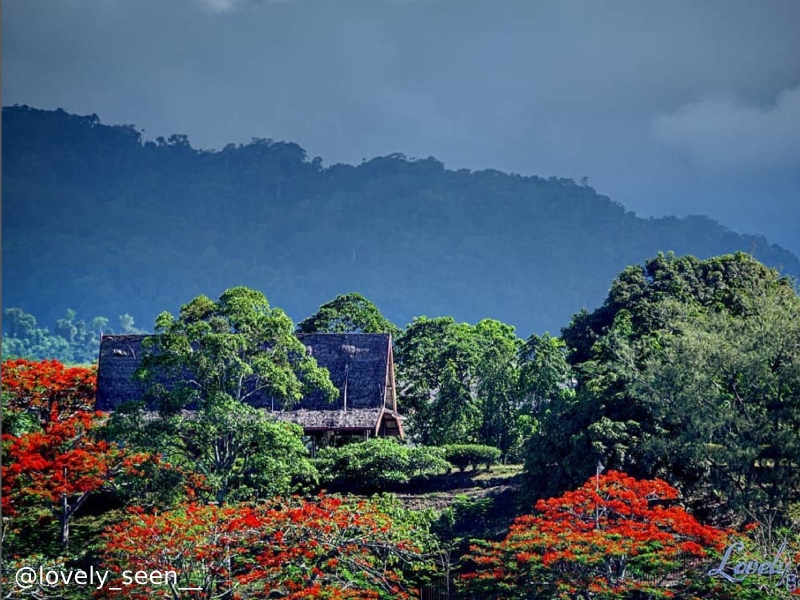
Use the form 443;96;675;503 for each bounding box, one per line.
3;104;798;336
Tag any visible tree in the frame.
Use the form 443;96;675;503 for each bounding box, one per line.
525;253;800;521
394;316;528;453
630;292;800;520
517;332;574;415
2;411;140;551
462;471;728;600
118;313;144;334
2;308;73;363
394;317;481;445
1;359;96;427
2;307;133;363
101;502;267;600
296;292;400;336
102;495;437;599
114;287;336;504
473;319;524;456
136;287;337;413
111;399;318;504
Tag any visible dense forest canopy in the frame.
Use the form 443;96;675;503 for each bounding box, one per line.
3;105;798;337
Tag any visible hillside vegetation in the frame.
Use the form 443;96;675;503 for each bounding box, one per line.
3;104;798;335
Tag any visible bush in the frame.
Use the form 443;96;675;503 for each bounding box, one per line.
442;444;501;472
316;438;451;491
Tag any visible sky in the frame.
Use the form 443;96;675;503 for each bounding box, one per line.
3;0;799;257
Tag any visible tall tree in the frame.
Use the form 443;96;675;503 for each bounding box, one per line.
136;286;337;412
113;287;337;503
473;319;524;455
631;292;800;520
394;317;481;445
296;292;400;336
517;332;574;416
394;316;527;453
524;253;800;522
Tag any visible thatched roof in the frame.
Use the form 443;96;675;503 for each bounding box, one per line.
96;335;149;412
95;333;402;435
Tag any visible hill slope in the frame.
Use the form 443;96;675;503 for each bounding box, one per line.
3;105;798;335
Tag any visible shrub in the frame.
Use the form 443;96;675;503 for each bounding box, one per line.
316;438;450;491
442;444;501;472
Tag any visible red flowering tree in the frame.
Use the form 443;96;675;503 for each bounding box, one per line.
2;358;96;426
101;495;434;599
462;471;729;600
1;410;147;551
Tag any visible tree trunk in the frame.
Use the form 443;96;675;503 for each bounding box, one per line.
60;494;70;551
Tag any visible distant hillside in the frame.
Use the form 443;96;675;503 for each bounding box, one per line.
3;104;798;335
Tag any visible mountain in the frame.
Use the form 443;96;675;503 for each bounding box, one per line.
3;105;798;336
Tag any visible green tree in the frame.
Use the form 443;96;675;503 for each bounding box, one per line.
395;316;526;453
1;307;128;363
473;319;523;455
112;287;337;504
296;292;400;336
517;332;574;415
632;292;800;520
394;317;481;445
118;313;144;334
112;399;318;504
524;253;800;522
2;308;73;363
137;287;337;413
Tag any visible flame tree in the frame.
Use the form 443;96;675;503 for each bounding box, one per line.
462;471;728;600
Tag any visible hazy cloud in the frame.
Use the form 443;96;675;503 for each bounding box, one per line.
654;86;800;172
195;0;288;12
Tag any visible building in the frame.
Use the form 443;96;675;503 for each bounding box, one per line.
95;332;404;440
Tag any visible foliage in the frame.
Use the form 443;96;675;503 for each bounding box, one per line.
315;438;450;491
524;253;800;521
297;292;400;336
394;317;518;450
437;494;497;538
111;288;336;504
1;358;96;426
462;471;729;600
2;307;144;364
441;444;501;472
517;332;574;415
394;316;480;446
1;410;146;551
109;398;317;505
8;106;798;343
395;317;573;458
628;292;800;521
136;286;337;412
472;319;527;457
101;495;437;599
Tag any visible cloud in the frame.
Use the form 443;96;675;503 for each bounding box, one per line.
653;86;800;171
196;0;241;11
194;0;288;12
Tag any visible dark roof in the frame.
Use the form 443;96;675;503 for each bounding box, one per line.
96;335;150;412
95;333;396;432
278;408;383;431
